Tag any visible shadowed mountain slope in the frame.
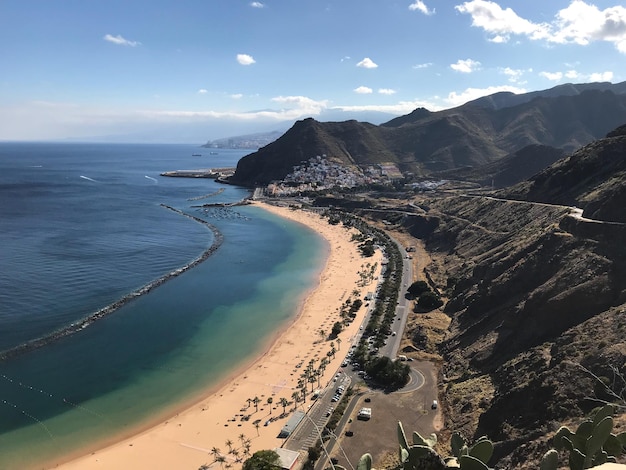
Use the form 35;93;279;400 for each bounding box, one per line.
435;144;566;188
503;124;626;223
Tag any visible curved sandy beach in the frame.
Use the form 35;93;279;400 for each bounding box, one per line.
54;202;382;470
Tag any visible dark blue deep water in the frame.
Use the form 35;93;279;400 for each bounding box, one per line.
0;143;325;468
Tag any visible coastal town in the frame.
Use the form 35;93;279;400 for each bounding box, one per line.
266;155;403;196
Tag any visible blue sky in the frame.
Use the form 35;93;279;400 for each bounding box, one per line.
1;0;625;142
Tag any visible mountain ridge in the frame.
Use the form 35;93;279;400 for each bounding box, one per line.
229;82;626;187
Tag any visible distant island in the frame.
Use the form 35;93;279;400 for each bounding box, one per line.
202;130;284;150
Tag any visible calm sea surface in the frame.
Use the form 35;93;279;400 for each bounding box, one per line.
0;143;325;468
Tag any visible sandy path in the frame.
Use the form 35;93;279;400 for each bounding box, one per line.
54;202;382;470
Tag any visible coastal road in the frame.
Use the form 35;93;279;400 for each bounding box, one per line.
282;229;418;462
380;236;413;359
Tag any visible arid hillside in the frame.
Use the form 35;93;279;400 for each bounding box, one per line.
336;126;626;467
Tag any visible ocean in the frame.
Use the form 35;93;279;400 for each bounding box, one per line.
0;143;325;468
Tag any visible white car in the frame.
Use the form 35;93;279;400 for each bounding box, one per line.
431;400;438;409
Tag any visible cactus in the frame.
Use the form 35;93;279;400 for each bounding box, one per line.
357;453;373;470
445;432;493;469
337;423;493;470
397;421;446;469
541;404;626;470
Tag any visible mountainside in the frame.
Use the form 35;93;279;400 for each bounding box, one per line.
503;124;626;223
229;83;626;187
435;144;566;188
370;127;626;467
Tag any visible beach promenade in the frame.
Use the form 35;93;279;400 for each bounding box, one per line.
55;202;383;470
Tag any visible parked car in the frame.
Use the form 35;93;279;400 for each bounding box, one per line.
431;400;438;409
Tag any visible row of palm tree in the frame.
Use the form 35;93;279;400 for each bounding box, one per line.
199;433;252;469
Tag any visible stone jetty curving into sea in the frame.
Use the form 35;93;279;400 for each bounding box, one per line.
0;205;224;363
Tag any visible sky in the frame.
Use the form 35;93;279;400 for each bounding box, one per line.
1;0;625;143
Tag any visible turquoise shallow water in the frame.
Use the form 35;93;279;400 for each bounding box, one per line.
0;144;325;468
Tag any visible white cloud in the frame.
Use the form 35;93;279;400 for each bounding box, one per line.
250;2;264;7
413;62;432;69
450;58;481;73
455;1;549;43
409;1;435;15
378;88;397;95
336;99;443;114
198;89;208;94
103;34;141;47
445;85;526;107
539;69;614;83
230;93;243;99
236;53;256;65
500;66;532;83
354;86;373;94
456;0;626;53
589;71;614;81
539;71;564;81
551;1;626;52
270;96;329;115
357;58;378;69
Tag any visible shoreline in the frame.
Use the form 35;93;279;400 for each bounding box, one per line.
52;202;383;470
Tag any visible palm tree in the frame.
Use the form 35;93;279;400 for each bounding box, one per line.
337;337;342;351
254;420;260;436
320;357;328;373
279;397;288;414
215;454;227;469
266;397;273;414
253;396;260;413
318;329;326;342
246;398;252;409
291;391;299;409
225;439;233;453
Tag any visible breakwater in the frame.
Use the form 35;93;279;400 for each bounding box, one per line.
0;205;223;363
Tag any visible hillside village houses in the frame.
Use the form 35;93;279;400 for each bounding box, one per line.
265;155;398;196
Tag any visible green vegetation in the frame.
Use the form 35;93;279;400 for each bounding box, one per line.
242;449;281;470
541;404;626;470
407;281;430;297
407;280;443;311
331;321;343;337
365;356;411;389
417;291;443;310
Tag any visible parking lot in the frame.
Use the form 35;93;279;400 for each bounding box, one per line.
325;361;440;469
